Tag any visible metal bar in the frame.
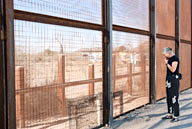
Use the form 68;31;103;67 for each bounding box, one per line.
88;64;95;95
156;34;176;40
5;0;16;128
116;72;148;80
113;25;150;36
175;0;180;57
16;78;103;94
57;55;67;116
112;55;116;92
15;72;148;95
102;0;105;26
141;55;146;94
191;0;192;88
180;39;191;44
14;10;105;31
0;0;7;128
14;10;151;36
150;0;156;104
15;66;25;128
127;63;132;95
102;0;113;126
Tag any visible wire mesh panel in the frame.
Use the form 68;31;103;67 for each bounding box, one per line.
180;0;191;41
112;31;150;117
14;0;102;24
155;39;175;100
14;20;103;129
156;0;175;36
112;0;149;30
180;43;191;91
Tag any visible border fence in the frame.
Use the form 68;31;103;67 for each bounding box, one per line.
0;0;191;129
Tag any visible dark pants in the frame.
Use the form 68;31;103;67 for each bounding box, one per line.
166;76;180;117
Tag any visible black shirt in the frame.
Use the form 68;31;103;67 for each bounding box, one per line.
166;55;180;79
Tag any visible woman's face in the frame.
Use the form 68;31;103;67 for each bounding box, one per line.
164;52;170;59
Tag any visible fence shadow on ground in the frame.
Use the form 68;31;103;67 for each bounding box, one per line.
109;90;192;129
166;122;192;129
148;99;192;129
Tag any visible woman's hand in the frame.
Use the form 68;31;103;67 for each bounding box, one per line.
164;58;168;65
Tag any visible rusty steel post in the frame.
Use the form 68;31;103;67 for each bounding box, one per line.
88;64;95;96
15;66;25;128
58;54;65;83
58;54;67;116
191;0;192;88
5;0;16;128
112;55;116;92
127;63;132;96
102;0;113;126
175;0;180;57
150;0;156;104
141;56;146;95
0;0;7;128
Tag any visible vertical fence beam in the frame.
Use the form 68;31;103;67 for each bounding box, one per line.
150;0;156;104
175;0;180;57
88;64;95;96
5;0;16;128
112;55;116;92
58;54;67;116
102;0;113;126
141;55;146;94
127;63;132;95
191;0;192;88
15;66;25;128
0;0;7;128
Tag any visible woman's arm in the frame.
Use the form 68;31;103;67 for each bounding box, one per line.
167;61;178;72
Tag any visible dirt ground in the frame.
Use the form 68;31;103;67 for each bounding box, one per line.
15;46;150;129
102;88;192;129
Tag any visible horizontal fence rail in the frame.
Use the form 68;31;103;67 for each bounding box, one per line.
14;10;105;31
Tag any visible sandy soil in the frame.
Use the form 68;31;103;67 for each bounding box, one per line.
15;49;150;129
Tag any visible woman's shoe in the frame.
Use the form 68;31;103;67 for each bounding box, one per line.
170;117;179;122
162;115;173;120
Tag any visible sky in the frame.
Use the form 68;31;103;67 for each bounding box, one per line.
14;0;149;53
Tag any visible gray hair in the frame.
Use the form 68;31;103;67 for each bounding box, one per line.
162;47;174;54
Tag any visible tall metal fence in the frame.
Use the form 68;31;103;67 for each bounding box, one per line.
0;0;191;129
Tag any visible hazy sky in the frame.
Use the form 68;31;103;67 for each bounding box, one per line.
14;0;149;53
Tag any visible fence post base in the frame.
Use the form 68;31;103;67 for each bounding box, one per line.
58;54;67;116
15;66;25;128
